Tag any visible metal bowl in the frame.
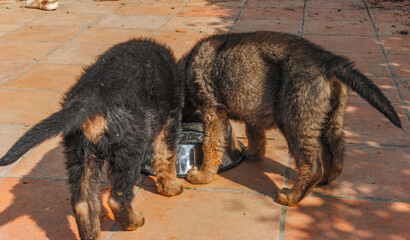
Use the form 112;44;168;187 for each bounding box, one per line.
141;122;244;178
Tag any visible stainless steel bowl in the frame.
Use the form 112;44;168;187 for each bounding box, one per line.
141;122;244;177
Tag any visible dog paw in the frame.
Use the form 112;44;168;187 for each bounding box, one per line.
185;166;213;185
242;147;264;161
156;177;183;196
108;198;145;231
276;188;297;207
117;209;145;231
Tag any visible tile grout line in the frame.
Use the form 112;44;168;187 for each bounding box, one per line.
0;10;50;38
0;149;35;182
362;0;410;121
150;0;190;38
310;192;410;204
0;11;52;87
229;0;248;32
179;186;410;203
278;154;292;240
300;0;307;37
0;2;126;88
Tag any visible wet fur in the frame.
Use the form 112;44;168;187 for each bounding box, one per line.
0;39;184;239
178;31;402;206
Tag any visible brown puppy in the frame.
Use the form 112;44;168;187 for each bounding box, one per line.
178;31;402;206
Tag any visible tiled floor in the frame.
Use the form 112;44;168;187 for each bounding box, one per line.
0;0;409;239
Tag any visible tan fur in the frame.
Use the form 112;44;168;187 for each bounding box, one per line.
75;202;89;217
108;197;144;231
186;110;228;184
82;115;108;144
152;122;183;196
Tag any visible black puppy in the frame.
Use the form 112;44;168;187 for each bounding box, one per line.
0;39;184;240
179;31;402;207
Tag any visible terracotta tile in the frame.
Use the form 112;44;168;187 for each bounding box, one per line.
367;0;409;8
163;16;234;33
172;47;190;60
0;24;19;36
343;104;408;146
369;7;409;22
144;139;289;194
305;8;369;22
232;19;302;35
374;21;410;37
153;30;208;49
306;0;365;9
110;187;282;239
95;14;169;29
5;134;109;184
177;5;241;18
189;0;245;7
72;27;154;45
0;125;29;177
304;35;382;54
40;42;110;65
6;137;67;180
0;62;30;85
0;0;21;9
0;11;44;25
1;64;82;91
0;25;83;42
388;54;410;78
240;7;303;20
58;1;122;14
0;41;60;61
0;177;114;240
341;52;391;77
381;37;410;55
0;89;63;126
29;12;104;27
285;196;409;240
311;144;410;201
349;77;403;106
247;0;304;8
115;2;184;16
304;20;375;36
396;78;409;106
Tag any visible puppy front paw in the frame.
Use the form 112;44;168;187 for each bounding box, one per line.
156;177;183;196
185;166;214;185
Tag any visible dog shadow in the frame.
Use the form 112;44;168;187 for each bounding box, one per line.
0;145;115;240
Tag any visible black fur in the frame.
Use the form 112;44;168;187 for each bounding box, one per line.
0;39;183;239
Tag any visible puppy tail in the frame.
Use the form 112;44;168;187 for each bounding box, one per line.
0;102;84;166
331;57;402;129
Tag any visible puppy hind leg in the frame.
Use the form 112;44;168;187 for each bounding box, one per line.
319;84;348;186
276;126;323;206
107;145;145;231
153;116;183;197
64;134;104;240
243;124;266;161
186;109;229;185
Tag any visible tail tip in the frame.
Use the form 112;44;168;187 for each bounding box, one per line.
391;114;402;130
0;155;17;166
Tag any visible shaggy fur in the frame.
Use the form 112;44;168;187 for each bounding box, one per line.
178;31;402;206
0;39;184;239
